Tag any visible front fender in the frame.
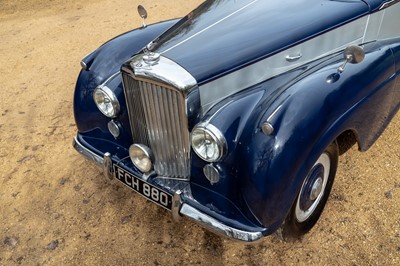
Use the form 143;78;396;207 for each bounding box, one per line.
201;67;312;229
241;41;395;228
206;40;396;230
74;19;179;134
82;19;179;80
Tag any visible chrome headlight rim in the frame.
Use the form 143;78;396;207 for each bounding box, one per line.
93;85;120;118
191;122;227;163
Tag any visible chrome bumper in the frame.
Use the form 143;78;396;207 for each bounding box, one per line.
73;136;104;166
73;136;264;242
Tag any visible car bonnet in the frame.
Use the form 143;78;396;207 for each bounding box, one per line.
151;0;370;85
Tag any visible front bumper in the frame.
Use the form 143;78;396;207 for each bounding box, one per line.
73;135;266;242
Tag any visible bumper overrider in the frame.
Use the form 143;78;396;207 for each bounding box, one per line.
73;135;266;242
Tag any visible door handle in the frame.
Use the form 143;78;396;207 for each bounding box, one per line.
285;53;302;62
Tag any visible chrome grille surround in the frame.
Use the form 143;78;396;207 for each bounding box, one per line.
122;54;197;180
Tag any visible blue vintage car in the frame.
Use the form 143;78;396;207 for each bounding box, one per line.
73;0;400;242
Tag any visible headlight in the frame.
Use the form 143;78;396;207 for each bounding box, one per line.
93;86;120;118
191;123;227;162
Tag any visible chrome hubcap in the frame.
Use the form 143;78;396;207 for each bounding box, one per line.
295;153;330;223
310;177;323;201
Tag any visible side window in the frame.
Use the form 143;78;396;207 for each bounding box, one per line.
378;3;400;39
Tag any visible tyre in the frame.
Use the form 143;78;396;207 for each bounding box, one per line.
280;141;339;240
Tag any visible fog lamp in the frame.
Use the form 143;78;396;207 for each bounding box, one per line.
108;120;121;139
203;164;220;185
129;144;153;173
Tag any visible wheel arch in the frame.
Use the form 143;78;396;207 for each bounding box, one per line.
336;129;361;155
73;19;180;133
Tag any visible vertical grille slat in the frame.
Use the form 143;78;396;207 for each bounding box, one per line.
167;90;179;175
122;73;190;179
172;91;185;176
165;89;179;176
155;86;168;171
122;75;150;146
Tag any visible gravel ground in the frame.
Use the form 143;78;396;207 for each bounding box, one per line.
0;0;399;265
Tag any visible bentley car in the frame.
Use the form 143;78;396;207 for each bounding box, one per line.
73;0;400;242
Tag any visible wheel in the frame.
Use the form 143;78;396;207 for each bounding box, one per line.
280;142;339;240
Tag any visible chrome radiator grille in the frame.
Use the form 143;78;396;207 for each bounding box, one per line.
122;73;190;179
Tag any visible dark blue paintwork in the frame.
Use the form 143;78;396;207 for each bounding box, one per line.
153;0;369;84
237;41;399;226
364;0;389;10
73;0;400;239
187;39;399;229
74;19;178;134
73;18;272;232
82;19;179;77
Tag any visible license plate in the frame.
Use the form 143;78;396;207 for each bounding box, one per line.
114;165;172;210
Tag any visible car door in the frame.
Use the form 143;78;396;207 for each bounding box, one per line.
379;2;400;113
346;2;399;148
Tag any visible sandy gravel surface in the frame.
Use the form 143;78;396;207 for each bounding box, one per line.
0;0;399;265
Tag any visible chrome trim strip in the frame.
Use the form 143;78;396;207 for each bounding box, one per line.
92;71;121;90
267;105;283;122
72;136;104;166
180;203;264;242
379;0;400;10
102;71;121;85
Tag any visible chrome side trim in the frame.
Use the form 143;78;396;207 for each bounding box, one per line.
267;105;283;122
379;0;400;10
180;203;264;242
72;136;104;166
